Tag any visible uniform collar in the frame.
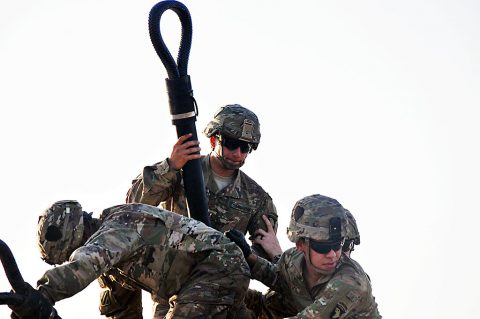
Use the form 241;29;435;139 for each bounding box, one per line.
297;250;340;287
203;155;243;198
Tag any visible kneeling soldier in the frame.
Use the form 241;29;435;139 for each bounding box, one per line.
227;194;381;319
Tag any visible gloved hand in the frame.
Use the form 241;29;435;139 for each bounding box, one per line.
225;229;251;258
8;283;59;319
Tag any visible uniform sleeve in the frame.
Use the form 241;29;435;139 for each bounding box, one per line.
286;278;365;319
37;256;106;302
37;225;144;303
245;288;297;319
249;197;278;261
125;159;180;205
250;255;281;289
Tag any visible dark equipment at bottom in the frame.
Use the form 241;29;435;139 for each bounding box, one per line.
0;239;62;319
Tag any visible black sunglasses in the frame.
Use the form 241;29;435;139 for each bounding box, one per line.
309;238;344;254
219;136;252;153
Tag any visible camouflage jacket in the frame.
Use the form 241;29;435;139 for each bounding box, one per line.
126;155;278;257
248;248;381;319
36;204;250;304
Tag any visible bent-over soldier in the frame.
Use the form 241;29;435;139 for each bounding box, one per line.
9;200;251;319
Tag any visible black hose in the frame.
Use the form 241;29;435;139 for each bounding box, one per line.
0;240;62;318
0;240;28;294
148;1;210;227
0;292;23;306
149;1;192;78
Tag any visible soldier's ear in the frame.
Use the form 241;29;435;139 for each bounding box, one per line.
210;136;217;149
295;240;306;253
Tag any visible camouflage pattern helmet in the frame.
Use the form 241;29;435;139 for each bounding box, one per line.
345;209;360;245
287;194;347;243
37;200;85;265
203;104;261;150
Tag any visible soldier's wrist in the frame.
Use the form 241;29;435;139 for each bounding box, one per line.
166;158;179;172
246;253;258;267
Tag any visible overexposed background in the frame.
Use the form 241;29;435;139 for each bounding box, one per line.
1;0;479;318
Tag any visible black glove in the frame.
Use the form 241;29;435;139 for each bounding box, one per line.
9;283;59;319
225;229;251;258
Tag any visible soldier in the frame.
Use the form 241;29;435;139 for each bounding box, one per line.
226;194;381;318
9;200;251;319
122;104;278;317
252;209;361;259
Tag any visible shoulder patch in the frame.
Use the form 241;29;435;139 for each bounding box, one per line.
330;302;347;319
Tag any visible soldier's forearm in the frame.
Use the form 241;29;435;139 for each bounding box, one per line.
246;253;258;267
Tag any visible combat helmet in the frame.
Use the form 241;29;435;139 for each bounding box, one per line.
287;194;347;243
37;200;85;265
343;209;360;252
203;104;261;150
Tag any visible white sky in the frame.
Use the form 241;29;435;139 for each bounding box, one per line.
1;0;479;318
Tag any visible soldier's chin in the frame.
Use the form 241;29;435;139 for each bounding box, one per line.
221;159;244;170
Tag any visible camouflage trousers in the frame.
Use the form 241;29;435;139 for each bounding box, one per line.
159;299;252;319
99;276;143;319
100;246;251;318
158;248;251;319
100;279;253;319
156;275;251;318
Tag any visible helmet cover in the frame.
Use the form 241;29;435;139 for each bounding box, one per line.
37;200;85;265
345;209;360;245
203;104;261;149
287;194;347;243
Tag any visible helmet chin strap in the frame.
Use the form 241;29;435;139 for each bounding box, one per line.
304;238;336;276
82;212;100;242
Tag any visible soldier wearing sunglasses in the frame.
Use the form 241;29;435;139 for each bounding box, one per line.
118;104;278;318
226;194;381;319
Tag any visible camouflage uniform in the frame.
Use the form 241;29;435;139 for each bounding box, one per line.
126;155;277;239
124;156;276;317
126;104;277;247
36;202;251;319
119;105;277;318
244;194;381;319
246;251;381;318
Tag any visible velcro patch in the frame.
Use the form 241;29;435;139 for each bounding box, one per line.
330;302;347;319
346;290;360;303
